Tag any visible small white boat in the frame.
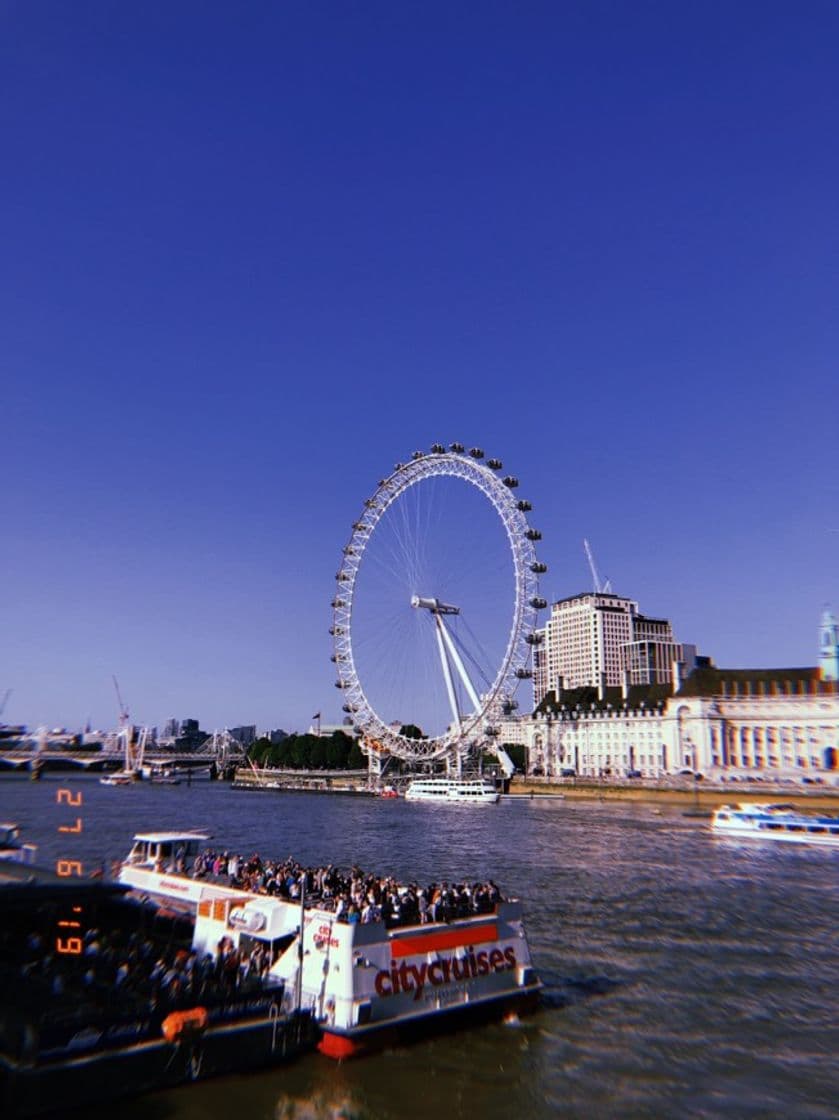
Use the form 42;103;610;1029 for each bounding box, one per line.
140;762;180;784
100;771;140;786
711;803;839;847
404;777;500;804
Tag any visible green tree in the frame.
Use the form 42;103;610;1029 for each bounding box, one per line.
275;737;295;768
399;724;426;740
309;737;327;769
249;736;273;765
325;733;349;769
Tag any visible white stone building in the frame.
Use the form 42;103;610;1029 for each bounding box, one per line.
501;666;839;781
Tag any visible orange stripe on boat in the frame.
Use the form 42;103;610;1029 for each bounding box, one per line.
319;1032;362;1060
390;923;498;958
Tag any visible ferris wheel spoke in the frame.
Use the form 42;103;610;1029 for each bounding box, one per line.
448;620;495;695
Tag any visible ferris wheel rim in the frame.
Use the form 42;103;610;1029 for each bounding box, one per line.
331;448;545;762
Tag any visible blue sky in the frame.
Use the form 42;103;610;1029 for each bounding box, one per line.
3;2;838;734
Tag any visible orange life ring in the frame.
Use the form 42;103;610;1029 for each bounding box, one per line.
161;1006;208;1043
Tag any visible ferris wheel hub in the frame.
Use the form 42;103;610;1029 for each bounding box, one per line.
410;595;460;615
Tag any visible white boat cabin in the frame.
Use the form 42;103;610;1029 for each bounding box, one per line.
124;830;211;873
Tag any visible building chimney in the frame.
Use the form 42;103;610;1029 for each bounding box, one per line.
621;671;629;702
556;675;563;706
597;673;606;702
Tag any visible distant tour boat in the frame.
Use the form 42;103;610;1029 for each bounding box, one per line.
404;777;500;804
711;803;839;847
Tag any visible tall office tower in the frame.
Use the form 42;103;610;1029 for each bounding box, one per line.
532;591;682;706
162;717;180;740
820;607;839;681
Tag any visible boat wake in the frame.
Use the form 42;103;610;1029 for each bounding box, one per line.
535;971;623;1011
274;1089;363;1119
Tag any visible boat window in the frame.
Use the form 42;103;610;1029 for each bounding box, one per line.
808;827;826;833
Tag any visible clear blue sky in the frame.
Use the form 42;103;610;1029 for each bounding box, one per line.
3;2;838;734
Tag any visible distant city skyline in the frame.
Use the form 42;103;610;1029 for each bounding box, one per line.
8;597;834;738
4;5;838;733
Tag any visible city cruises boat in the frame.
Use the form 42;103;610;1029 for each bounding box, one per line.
190;875;541;1059
0;871;314;1117
404;776;500;804
0;822;37;864
117;830;541;1060
711;803;839;847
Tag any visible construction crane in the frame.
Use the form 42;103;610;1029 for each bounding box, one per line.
583;539;611;594
0;689;11;719
112;675;129;729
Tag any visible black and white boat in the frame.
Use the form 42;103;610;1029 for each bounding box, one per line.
0;867;314;1118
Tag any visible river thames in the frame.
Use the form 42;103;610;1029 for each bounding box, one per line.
2;774;837;1119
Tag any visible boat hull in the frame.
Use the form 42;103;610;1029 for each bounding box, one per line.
1;1004;314;1119
712;823;839;847
318;982;541;1059
404;778;500;803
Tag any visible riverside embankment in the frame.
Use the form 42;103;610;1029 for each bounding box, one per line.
230;766;839;811
507;776;839;811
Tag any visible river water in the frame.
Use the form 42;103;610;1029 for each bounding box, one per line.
2;774;837;1120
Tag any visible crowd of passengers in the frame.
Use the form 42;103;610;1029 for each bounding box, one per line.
15;923;273;1017
190;848;504;926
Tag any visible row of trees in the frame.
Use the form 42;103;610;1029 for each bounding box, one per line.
249;731;365;771
247;727;526;776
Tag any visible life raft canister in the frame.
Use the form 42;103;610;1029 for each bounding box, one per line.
161;1007;208;1043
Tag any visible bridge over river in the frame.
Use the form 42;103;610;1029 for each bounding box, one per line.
0;749;231;773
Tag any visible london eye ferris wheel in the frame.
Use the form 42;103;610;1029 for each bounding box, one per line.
331;444;547;768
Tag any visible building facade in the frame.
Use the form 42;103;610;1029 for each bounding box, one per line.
500;667;839;781
532;592;683;705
